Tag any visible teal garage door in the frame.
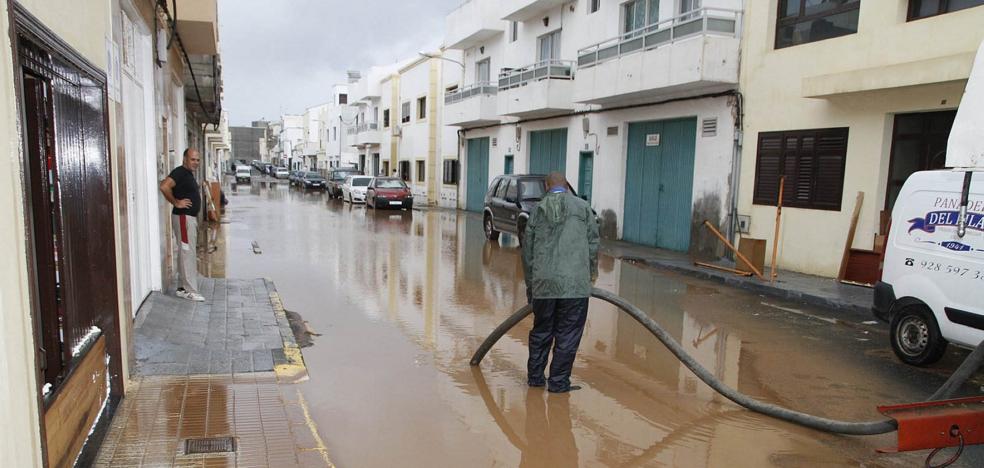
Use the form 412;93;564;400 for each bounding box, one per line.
529;128;567;175
623;118;697;252
466;137;490;212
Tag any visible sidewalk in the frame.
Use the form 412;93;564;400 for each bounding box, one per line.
602;240;873;319
94;279;330;467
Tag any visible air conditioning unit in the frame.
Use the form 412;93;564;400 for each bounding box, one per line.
392;124;402;137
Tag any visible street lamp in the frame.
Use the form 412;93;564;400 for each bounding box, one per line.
418;51;464;70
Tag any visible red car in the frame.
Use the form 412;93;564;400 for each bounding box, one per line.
367;177;413;210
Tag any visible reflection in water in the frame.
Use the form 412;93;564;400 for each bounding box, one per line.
521;390;579;468
219;190;938;467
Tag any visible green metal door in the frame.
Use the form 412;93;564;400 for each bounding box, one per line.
466;137;490;212
504;155;514;175
529;128;567;175
623;118;697;251
578;151;593;202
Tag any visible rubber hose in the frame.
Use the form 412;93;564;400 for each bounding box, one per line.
470;288;984;436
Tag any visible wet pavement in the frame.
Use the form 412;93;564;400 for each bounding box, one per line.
214;177;981;467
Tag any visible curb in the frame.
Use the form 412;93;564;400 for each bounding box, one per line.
265;279;309;383
617;255;873;320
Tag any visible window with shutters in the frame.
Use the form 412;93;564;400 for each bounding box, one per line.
752;128;849;211
416;160;426;182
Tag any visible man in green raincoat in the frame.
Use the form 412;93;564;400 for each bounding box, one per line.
522;172;600;393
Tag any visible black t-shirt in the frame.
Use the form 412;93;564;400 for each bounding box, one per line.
168;166;201;216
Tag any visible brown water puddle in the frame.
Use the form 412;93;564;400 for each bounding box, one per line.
212;186;961;468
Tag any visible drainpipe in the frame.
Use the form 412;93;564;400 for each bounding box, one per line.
726;93;744;250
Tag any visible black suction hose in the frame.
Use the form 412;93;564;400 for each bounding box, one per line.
471;288;984;436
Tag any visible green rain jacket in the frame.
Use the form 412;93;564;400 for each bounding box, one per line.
522;190;600;299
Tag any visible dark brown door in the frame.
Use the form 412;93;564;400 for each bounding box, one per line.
22;70;67;385
886;111;957;211
16;21;122;397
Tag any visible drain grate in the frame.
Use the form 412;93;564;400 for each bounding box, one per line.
184;437;236;454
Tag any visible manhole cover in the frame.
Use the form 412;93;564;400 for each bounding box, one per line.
184;437;236;454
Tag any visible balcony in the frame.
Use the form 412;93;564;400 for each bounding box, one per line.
444;82;499;128
573;8;741;106
446;0;504;50
501;0;567;22
497;60;575;118
174;0;218;55
348;123;381;146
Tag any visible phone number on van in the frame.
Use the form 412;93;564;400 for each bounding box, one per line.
912;260;984;280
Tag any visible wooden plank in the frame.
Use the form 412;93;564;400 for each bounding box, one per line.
703;221;766;280
738;238;767;274
842;248;881;286
695;261;754;276
44;336;107;468
770;176;785;284
838;192;865;281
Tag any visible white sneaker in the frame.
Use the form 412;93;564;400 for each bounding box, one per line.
177;289;206;302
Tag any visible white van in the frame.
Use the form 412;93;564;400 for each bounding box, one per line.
875;170;983;365
235;165;251;183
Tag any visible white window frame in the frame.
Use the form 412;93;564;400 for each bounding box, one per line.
536;29;562;62
476;58;491;83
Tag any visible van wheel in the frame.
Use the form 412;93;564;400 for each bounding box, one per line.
890;304;947;366
484;214;500;241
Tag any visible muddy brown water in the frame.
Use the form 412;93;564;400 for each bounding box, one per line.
213;181;980;467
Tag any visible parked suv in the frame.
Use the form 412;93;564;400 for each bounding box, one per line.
483;174;596;244
326;167;363;199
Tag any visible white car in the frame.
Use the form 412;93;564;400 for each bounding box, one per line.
341;175;373;203
274;167;289;179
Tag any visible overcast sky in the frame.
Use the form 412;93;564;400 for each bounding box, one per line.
219;0;462;126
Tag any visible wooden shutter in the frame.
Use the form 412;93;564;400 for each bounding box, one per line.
753;132;783;205
753;128;848;210
812;129;848;210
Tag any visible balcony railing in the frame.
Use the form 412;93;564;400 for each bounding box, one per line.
357;123;379;133
498;60;575;91
577;8;741;69
445;81;498;105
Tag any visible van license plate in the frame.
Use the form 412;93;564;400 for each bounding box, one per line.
390;201;402;206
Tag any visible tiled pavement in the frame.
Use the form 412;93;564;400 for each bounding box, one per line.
93;373;332;467
95;278;327;467
135;279;291;376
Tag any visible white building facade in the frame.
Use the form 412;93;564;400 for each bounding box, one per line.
301;103;328;170
274;114;304;170
321;83;357;170
445;0;744;255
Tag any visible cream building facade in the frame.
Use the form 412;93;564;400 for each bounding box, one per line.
1;0;223;465
737;1;984;277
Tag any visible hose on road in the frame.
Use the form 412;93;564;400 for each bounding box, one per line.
470;288;984;436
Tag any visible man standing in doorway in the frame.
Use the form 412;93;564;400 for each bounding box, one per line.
159;148;205;302
522;172;599;393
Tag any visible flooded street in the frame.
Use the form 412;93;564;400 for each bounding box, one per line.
215;179;974;467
